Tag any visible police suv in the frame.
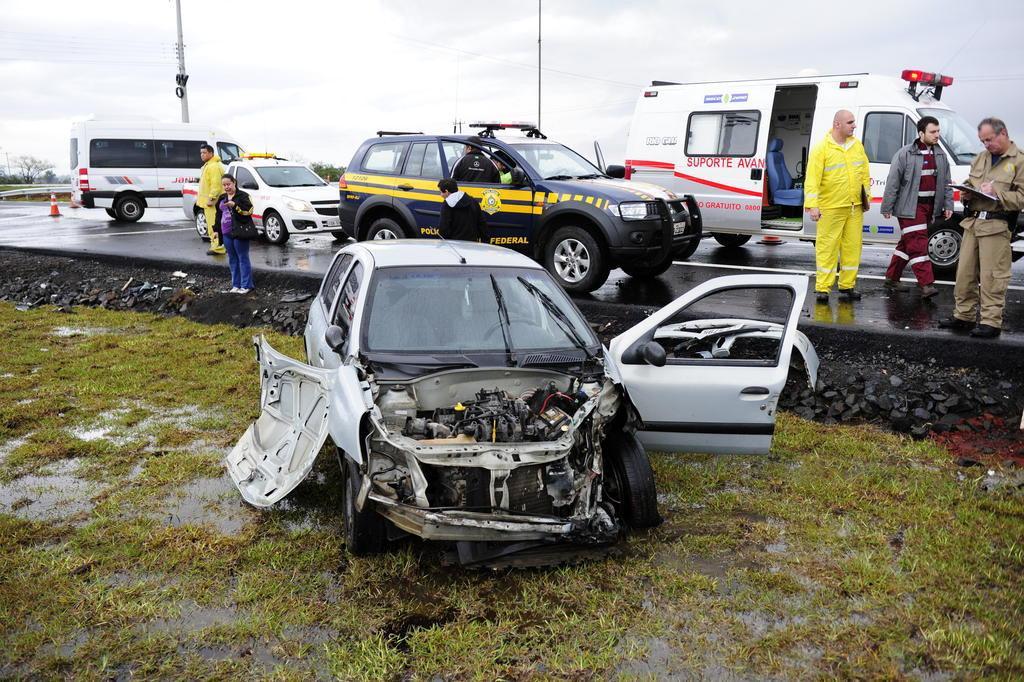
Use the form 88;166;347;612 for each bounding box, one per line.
337;123;702;292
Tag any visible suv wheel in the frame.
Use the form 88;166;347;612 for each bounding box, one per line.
113;195;144;222
339;449;387;555
366;217;405;240
194;210;210;241
928;219;963;277
713;233;751;248
620;252;674;279
263;210;289;244
104;208;117;219
544;226;609;293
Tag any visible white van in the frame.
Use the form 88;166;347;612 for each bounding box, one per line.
70;117;244;222
624;70;1022;274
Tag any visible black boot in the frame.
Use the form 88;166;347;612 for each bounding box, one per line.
838;289;862;301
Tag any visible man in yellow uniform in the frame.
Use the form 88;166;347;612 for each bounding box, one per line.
939;117;1022;338
199;144;226;255
804;110;872;303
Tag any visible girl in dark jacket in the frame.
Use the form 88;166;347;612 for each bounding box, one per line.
213;174;256;293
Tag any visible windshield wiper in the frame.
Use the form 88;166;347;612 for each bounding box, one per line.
544;174;574;180
575;173;605;179
490;274;516;367
516;276;597;361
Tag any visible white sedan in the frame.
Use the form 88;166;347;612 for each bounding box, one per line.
225;241;817;566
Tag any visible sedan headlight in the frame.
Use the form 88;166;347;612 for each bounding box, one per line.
284;196;313;212
617;201;658;221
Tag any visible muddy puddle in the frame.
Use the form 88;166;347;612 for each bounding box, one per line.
0;456;98;523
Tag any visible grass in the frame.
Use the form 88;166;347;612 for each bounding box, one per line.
1;301;1022;679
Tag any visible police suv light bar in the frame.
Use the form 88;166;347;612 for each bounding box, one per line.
469;122;547;139
242;153;288;161
901;69;954;101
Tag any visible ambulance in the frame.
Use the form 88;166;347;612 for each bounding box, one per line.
624;70;1023;274
70;117;244;222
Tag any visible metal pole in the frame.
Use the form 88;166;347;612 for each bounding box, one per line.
537;0;542;129
174;0;190;123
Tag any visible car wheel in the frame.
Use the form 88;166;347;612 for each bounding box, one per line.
603;431;661;529
366;217;405;240
113;195;144;222
331;230;351;242
620;252;674;279
194;210;210;241
713;233;751;248
544;226;609;293
263;210;289;245
673;236;701;261
104;208;117;219
928;220;963;277
339;449;387;555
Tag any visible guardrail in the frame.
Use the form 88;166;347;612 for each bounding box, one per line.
0;185;73;199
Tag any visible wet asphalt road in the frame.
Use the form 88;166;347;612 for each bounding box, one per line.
2;202;1023;354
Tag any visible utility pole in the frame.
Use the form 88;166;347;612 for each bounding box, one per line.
174;0;190;123
537;0;542;129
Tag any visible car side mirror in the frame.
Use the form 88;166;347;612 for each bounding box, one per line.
641;340;667;367
325;325;347;354
241;182;258;190
510;166;527;186
605;165;625;179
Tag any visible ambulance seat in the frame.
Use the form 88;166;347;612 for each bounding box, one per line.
766;138;804;207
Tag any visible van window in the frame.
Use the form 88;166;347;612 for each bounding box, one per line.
70;139;78;170
863;112;912;164
361;142;407;174
218;142;242;163
686;111;761;157
90;139;156;168
156;140;204;168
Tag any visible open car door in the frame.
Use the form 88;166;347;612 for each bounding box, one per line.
226;336;332;507
607;274;813;455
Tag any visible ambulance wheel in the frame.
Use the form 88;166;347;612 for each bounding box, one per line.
194;210;210;241
104;208;117;220
603;431;661;529
927;219;963;277
713;233;751;248
366;217;405;240
339;449;387;556
545;226;609;293
263;210;289;245
620;252;674;279
113;195;144;223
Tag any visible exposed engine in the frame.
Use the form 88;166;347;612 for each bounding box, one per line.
401;383;583;444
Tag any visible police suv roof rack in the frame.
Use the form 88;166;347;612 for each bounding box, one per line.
469;122;547;140
376;130;423;137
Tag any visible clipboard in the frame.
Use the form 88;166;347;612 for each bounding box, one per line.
950;183;998;202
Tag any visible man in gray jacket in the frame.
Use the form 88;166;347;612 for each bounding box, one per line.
880;116;953;298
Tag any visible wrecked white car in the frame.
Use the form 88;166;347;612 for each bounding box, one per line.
226;241;817;565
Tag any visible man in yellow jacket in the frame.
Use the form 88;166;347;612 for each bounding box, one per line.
804;110;872;302
199;144;226;255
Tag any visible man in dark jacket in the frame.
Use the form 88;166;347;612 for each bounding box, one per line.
451;137;500;183
880;115;954;298
438;179;488;242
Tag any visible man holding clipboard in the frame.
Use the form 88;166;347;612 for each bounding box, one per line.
939;117;1023;338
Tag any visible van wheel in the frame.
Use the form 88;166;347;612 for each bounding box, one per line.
366;217;405;240
620;252;674;278
194;210;210;241
113;195;144;222
603;431;661;529
339;450;387;555
928;220;963;277
332;230;351;242
713;233;751;248
544;226;609;293
104;208;117;219
263;210;289;244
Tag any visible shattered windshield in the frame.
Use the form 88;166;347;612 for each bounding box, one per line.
363;266;598;355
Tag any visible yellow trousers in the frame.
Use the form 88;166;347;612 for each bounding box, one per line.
203;204;225;253
815;205;863;292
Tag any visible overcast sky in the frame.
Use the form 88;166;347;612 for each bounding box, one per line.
2;0;1022;175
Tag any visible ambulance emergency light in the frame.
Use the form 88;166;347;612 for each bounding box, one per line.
901;69;954;100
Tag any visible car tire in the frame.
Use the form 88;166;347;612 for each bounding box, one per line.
104;208;117;219
544;226;609;293
194;210;210;241
620;252;675;279
366;217;406;240
340;450;387;555
263;210;289;245
603;431;661;529
927;219;963;278
673;236;701;261
331;230;350;242
713;233;751;248
113;195;144;222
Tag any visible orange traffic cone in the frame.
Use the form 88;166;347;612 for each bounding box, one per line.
49;192;61;217
758;234;783;245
